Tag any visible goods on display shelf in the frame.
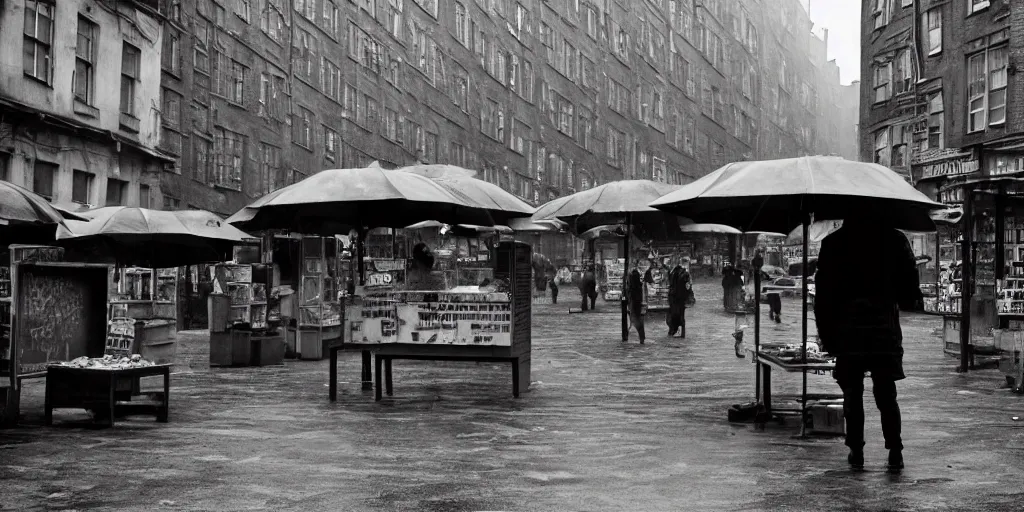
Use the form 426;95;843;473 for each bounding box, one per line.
602;259;625;300
0;265;10;370
214;263;269;330
347;289;514;346
56;354;155;370
299;237;341;328
758;343;835;365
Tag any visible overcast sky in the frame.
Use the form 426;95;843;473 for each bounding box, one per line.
805;0;862;85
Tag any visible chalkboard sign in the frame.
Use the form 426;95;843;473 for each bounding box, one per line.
15;264;109;377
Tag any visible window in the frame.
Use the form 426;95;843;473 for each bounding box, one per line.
450;141;466;167
874;128;890;166
293;109;313;148
558;98;574;136
139;184;151;209
72;16;99;105
297;0;316;19
163;30;182;76
23;1;54;84
294;28;315;80
578;108;592;150
520;59;533;102
261;0;285;43
235;0;251;22
383;0;403;40
894;49;912;95
412;0;437;18
193;136;210;182
323;0;340;39
324;126;338;161
120;43;141;115
928;91;944;149
455;2;469;46
607;127;624;168
892;125;910;167
231;61;245;104
510;119;526;154
343;84;356;118
163;195;181;210
872;0;890;29
513;3;527;40
105;178;127;206
162;90;181;129
349;23;383;74
873;62;892;103
970;0;989;14
213;128;245;190
71;170;93;204
259;143;282;193
923;9;941;55
194;19;210;73
585;5;598;39
968;45;1008;132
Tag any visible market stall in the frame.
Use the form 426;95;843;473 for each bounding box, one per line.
652;156;944;436
333;239;532;400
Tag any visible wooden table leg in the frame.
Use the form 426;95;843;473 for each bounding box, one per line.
158;368;170;423
761;363;773;414
511;359;520;398
374;355;383;401
329;347;338;402
362;350;373;391
108;373;117;428
384;358;393;396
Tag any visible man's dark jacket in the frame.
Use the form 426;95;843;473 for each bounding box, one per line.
814;223;922;358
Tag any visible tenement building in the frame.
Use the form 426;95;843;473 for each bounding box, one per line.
1;0;858;217
0;0;174;209
860;0;1020;197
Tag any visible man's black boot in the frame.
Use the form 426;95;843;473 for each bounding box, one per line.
848;449;864;470
887;450;904;472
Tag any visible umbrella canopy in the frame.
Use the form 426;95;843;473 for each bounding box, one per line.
650;156;945;233
785;219;844;245
0;181;85;245
579;224;628;241
405;220;513;235
533;180;684;234
678;223;743;235
394;164;535;225
226;166;495;234
57;207;251;268
508;217;566;233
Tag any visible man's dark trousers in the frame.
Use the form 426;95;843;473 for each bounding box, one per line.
836;356;904;453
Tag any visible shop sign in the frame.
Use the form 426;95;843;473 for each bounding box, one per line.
919;158;980;179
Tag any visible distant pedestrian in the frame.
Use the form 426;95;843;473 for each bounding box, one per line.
579;265;598;311
666;264;690;337
549;278;559;304
625;268;646;343
766;292;782;323
815;216;921;473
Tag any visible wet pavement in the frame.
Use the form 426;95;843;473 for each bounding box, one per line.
3;280;1024;511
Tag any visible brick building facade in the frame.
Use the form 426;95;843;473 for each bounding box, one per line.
0;0;173;211
155;0;857;217
860;0;1023;198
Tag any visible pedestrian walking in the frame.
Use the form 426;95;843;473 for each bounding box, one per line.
549;278;559;304
579;265;598;311
666;264;690;337
624;268;646;343
766;291;782;323
814;216;921;473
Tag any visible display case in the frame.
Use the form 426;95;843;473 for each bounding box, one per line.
219;263;268;330
0;263;10;377
298;237;340;329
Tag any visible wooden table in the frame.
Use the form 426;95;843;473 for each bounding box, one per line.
752;351;838;417
329;344;526;402
45;364;171;427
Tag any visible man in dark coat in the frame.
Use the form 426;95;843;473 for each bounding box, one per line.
666;265;691;337
815;216;921;473
579;265;598;311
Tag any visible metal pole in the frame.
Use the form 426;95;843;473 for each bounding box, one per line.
753;238;762;403
800;212;810;438
622;213;631;342
961;186;974;373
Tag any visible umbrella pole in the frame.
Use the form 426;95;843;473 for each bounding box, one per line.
800;212;810;438
752;233;761;404
622;213;631;342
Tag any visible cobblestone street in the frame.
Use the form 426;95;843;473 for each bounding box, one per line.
2;281;1023;511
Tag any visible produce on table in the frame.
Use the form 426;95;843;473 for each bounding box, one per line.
54;354;156;370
